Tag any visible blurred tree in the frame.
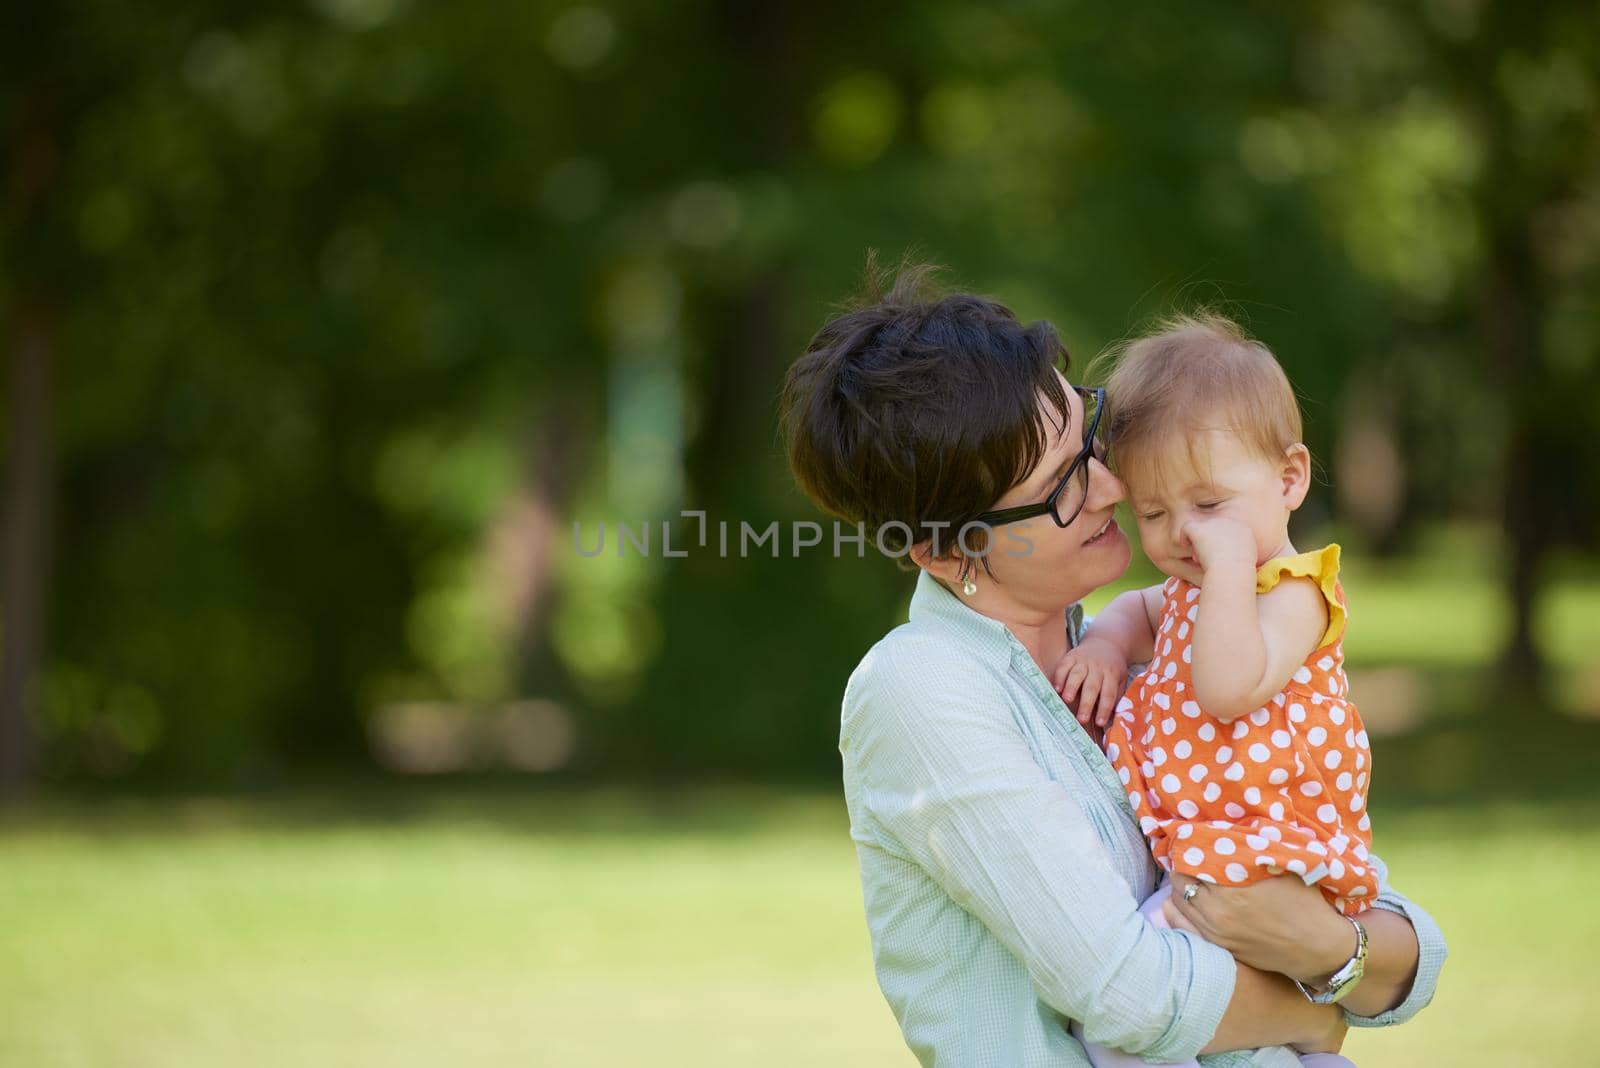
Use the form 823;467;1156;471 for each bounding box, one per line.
1462;4;1600;691
1;4;103;792
3;1;615;785
1272;0;1600;694
0;0;1594;788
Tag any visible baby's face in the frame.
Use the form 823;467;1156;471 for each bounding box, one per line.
1123;428;1299;585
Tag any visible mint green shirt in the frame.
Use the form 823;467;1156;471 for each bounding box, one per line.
840;570;1446;1067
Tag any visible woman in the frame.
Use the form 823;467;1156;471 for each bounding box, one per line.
779;263;1446;1067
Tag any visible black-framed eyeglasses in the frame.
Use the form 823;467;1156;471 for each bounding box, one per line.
973;386;1106;530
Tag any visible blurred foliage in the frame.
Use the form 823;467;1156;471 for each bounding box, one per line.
1;1;1597;786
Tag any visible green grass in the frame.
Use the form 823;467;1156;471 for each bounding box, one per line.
1;783;1596;1067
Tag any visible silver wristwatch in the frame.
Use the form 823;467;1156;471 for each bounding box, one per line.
1295;915;1368;1005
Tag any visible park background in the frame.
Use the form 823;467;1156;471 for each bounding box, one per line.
3;1;1599;1065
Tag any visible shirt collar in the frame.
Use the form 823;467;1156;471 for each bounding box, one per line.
907;567;1084;665
908;568;1027;663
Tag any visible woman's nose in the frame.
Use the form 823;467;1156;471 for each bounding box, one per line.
1086;457;1125;509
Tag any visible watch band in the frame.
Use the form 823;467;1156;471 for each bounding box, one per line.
1294;915;1368;1005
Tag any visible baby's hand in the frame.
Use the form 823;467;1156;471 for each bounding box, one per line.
1051;636;1128;729
1181;514;1258;574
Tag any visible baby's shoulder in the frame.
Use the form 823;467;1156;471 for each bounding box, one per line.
1256;544;1348;650
1257;571;1332;627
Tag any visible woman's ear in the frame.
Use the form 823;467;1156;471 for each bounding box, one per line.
1281;443;1312;511
909;539;954;580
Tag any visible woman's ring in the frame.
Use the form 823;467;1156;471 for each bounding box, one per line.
1181;882;1201;903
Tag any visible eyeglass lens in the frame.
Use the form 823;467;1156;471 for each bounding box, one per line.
1051;391;1102;527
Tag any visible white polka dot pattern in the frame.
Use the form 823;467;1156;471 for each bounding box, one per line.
1106;571;1377;913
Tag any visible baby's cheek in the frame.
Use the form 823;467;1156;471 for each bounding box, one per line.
1243;507;1291;560
1133;520;1162;552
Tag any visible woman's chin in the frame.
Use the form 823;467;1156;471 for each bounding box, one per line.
1086;524;1132;581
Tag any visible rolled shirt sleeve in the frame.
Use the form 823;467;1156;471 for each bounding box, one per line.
843;636;1238;1063
1343;852;1448;1029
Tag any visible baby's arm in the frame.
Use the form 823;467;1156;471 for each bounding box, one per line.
1185;518;1328;721
1051;586;1161;728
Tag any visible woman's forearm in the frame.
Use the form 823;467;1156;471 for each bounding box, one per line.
1168;870;1428;1025
1336;907;1421;1018
1200;961;1343;1055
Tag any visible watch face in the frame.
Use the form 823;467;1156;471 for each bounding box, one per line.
1331;956;1363;986
1328;959;1365;1000
1326;971;1359;1003
1296;917;1368;1004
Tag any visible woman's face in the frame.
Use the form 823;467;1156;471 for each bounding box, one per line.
971;373;1131;611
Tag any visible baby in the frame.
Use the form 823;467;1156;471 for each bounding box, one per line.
1054;314;1372;1068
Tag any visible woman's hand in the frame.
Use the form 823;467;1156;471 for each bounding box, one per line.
1163;872;1354;985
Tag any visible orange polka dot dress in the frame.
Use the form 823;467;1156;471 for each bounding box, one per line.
1104;544;1378;915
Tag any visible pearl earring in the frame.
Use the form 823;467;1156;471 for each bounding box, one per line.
961;576;977;596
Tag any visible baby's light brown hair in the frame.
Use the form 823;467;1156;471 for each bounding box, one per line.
1096;312;1303;492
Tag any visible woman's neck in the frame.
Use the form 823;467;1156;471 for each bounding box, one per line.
1014;619;1071;678
978;596;1071;677
934;574;1074;677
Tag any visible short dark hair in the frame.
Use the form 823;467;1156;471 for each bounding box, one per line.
779;254;1071;573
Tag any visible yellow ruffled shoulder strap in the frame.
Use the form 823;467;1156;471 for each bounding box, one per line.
1255;543;1347;649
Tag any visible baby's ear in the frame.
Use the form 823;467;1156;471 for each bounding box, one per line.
1281;443;1313;509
